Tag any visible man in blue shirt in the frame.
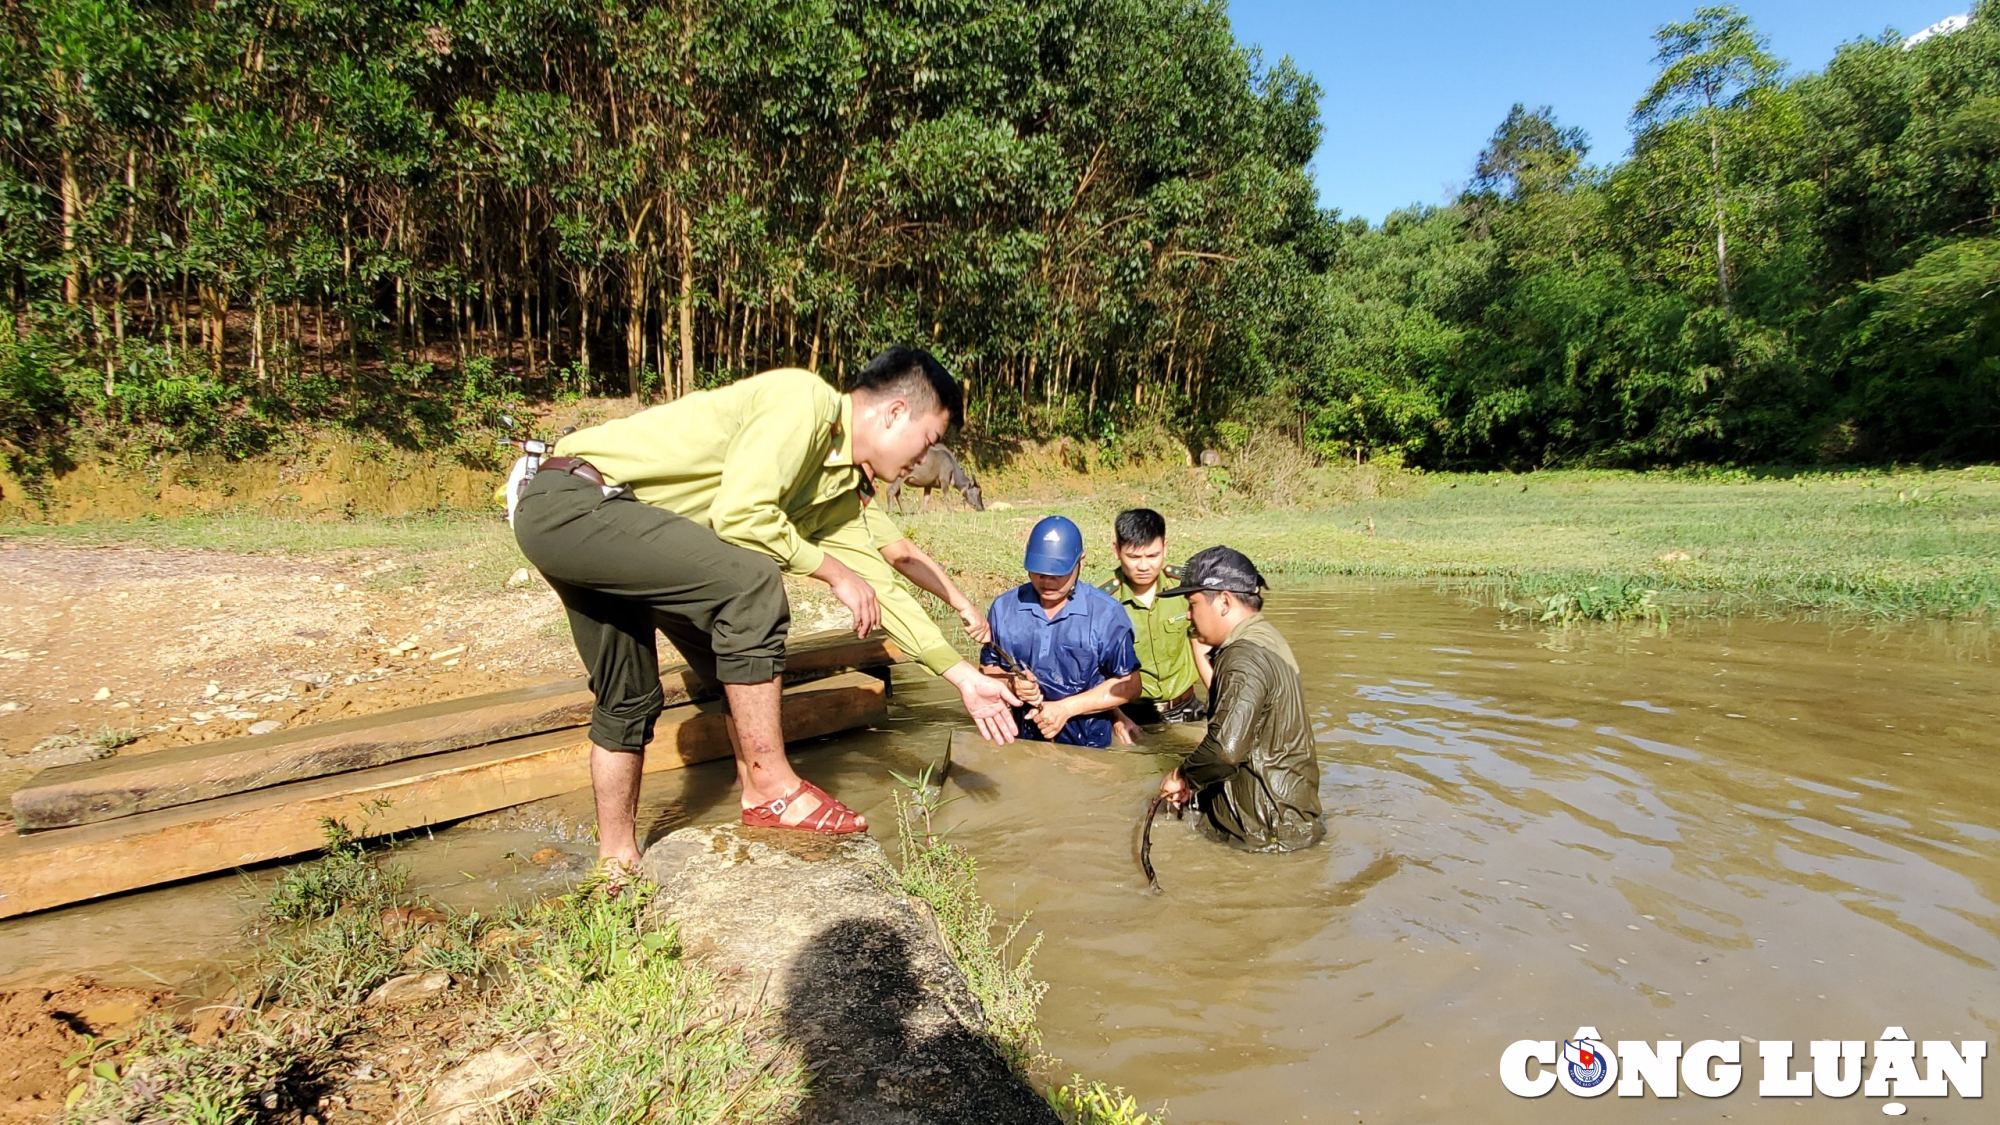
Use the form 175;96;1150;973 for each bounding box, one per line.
980;516;1142;747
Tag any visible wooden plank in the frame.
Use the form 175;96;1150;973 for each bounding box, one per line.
0;672;886;919
13;630;899;830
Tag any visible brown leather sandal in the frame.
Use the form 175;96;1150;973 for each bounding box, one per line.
741;780;867;834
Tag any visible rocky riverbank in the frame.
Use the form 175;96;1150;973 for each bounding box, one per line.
644;825;1061;1124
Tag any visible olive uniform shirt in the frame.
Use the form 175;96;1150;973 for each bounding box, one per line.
1101;570;1201;703
552;367;962;675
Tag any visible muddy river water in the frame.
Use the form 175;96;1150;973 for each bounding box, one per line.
4;581;1996;1122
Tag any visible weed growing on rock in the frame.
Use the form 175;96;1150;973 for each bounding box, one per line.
890;776;1166;1123
1049;1075;1163;1125
497;879;804;1124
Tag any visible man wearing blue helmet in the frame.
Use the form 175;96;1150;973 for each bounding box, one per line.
979;516;1142;748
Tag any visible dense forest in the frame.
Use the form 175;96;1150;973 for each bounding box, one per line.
1308;4;2000;467
0;0;1324;476
0;0;1995;479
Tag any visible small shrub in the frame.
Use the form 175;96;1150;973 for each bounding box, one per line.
1510;582;1668;629
263;815;408;923
63;1016;339;1125
1049;1076;1164;1125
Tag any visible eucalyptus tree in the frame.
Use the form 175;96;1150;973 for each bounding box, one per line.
1631;4;1781;308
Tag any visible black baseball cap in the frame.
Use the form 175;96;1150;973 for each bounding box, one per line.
1159;546;1266;598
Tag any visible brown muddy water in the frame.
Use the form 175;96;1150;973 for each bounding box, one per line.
3;580;1996;1122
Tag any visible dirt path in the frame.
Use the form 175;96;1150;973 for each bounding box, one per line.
0;542;586;818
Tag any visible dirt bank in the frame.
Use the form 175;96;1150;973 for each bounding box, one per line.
0;540;585;819
0;978;178;1119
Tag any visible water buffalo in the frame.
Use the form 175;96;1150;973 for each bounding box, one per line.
887;445;984;513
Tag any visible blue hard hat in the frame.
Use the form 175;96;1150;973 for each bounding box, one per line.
1023;515;1085;575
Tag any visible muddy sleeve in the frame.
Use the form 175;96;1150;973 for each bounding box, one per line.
812;513;963;675
1179;650;1259;790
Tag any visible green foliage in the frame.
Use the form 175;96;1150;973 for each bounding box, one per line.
0;0;1326;466
500;880;804;1125
258;813;421;1009
63;1017;341;1125
0;313;82;481
263;813;408;923
4;0;1993;478
1301;2;2000;468
1506;581;1668;629
1049;1077;1164;1125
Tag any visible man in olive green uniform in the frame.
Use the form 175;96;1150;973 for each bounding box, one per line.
511;348;1019;870
1101;508;1210;729
1157;547;1322;852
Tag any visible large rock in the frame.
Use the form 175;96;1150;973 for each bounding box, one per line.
362;971;450;1008
643;825;1060;1125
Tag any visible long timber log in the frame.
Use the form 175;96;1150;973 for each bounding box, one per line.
0;672;887;920
12;630;898;830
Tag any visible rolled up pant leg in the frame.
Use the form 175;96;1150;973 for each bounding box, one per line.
512;471;790;752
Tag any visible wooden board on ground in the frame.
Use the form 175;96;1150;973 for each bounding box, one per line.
12;630;898;830
0;672;886;920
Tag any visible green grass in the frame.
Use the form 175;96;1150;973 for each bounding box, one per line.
70;830;805;1125
497;880;803;1125
891;771;1048;1066
899;466;2000;621
8;465;1999;621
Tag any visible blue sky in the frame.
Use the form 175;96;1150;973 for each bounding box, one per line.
1224;2;1968;222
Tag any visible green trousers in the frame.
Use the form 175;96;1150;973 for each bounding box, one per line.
512;469;791;752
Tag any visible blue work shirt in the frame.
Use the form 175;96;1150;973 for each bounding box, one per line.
981;582;1140;748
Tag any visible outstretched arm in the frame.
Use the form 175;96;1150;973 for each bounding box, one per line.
818;511;1020;743
878;536;990;643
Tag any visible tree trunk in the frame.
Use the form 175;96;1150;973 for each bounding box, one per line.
625;253;648;398
579;266;594;386
1710;119;1730;308
676;204;695;397
57;81;82;307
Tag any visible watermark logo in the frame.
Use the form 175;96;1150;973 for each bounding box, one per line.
1558;1030;1616;1096
1503;1026;1985;1114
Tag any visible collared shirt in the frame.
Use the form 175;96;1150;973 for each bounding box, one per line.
1101;570;1200;704
554;368;960;675
981;582;1139;748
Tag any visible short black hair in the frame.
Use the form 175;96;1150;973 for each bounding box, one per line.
850;346;964;433
1114;508;1167;548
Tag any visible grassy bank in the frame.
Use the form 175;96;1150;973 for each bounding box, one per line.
900;463;2000;621
6;459;1999;621
59;794;1154;1125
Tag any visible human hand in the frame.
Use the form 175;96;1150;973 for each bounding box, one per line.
1113;713;1142;745
957;605;992;644
1031;697;1071;739
1010;670;1043;707
947;664;1020;744
1160;768;1191;807
815;555;880;638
